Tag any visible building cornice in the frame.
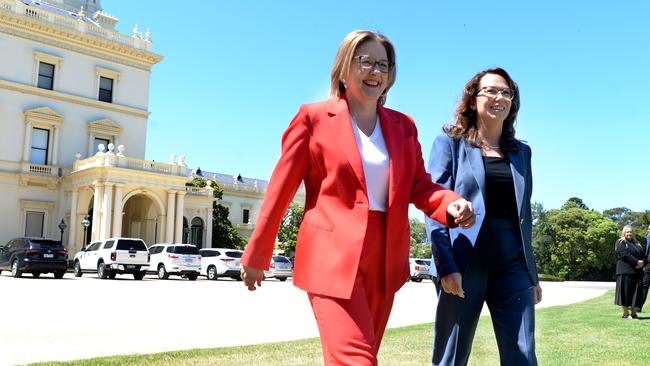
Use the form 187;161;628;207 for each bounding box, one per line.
0;79;150;118
0;10;163;71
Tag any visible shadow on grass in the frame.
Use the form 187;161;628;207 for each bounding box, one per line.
29;290;650;366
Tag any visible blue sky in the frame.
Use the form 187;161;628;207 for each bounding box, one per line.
107;0;649;215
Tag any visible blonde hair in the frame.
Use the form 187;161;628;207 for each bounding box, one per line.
621;225;637;243
329;30;396;105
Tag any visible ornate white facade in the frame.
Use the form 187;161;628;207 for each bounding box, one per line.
0;0;217;256
0;0;305;255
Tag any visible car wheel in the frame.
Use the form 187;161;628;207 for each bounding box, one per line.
278;277;287;282
53;270;65;279
207;266;217;280
133;271;145;280
11;260;22;278
157;264;169;280
187;273;198;281
32;271;41;278
412;278;422;283
98;262;108;279
73;261;83;277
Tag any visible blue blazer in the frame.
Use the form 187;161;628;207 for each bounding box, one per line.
425;134;539;285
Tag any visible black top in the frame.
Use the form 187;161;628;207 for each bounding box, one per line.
615;239;646;275
483;156;518;220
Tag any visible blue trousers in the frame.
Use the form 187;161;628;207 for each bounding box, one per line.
432;218;537;366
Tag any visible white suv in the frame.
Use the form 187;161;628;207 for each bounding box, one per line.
409;258;430;283
199;248;243;281
148;244;201;280
73;238;149;280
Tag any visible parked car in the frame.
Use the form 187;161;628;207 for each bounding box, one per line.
199;248;243;281
264;255;293;281
73;237;149;280
409;258;430;282
148;244;201;280
0;238;68;278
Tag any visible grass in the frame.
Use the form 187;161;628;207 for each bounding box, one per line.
31;291;650;366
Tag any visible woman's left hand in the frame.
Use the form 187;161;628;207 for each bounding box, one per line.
534;285;542;304
447;198;475;228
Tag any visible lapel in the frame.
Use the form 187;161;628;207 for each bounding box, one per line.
377;104;402;209
327;97;367;194
463;140;487;205
507;146;525;217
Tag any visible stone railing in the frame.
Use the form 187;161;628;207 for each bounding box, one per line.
21;162;59;177
72;145;187;177
0;0;152;51
186;186;213;197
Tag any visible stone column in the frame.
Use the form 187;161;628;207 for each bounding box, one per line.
68;189;79;249
23;121;32;162
166;190;176;243
91;182;103;242
157;214;166;244
101;183;114;240
174;191;186;243
87;133;95;157
52;126;60;166
112;184;124;237
205;207;213;248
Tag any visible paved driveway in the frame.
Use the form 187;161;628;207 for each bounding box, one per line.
0;272;613;366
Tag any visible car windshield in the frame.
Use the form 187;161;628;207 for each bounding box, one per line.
225;251;243;258
116;240;147;251
272;256;291;263
29;240;62;248
172;246;200;255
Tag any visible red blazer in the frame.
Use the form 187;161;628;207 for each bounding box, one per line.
242;97;461;299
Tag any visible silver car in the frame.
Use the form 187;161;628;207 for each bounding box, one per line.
264;255;293;281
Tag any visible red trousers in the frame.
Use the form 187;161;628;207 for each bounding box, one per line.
308;211;395;366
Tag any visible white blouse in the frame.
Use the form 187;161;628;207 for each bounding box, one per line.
351;116;390;212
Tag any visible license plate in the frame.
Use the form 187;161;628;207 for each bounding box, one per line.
43;253;54;258
126;265;136;269
184;258;193;262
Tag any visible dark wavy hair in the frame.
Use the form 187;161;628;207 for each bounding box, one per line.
444;67;520;152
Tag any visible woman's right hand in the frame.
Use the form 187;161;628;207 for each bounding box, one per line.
241;265;264;291
636;260;645;270
441;272;465;298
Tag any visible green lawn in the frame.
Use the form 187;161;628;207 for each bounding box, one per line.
32;291;649;366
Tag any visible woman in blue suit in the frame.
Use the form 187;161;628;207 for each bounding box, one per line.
425;67;542;366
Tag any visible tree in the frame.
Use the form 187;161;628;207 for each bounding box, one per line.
409;218;431;259
531;201;553;274
277;203;304;256
544;206;617;280
561;197;589;210
603;207;650;243
186;177;246;249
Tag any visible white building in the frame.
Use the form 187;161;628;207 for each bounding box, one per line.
0;0;305;255
0;0;219;255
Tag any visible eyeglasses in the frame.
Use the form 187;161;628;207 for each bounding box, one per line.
354;55;393;73
476;86;515;100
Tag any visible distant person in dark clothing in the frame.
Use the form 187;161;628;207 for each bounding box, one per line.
614;225;646;318
636;225;650;312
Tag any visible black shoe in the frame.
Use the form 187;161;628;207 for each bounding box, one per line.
622;314;630;318
631;313;639;319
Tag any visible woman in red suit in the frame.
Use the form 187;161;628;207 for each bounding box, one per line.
241;30;475;365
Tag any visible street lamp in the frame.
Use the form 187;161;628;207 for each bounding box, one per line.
58;219;67;243
81;216;90;250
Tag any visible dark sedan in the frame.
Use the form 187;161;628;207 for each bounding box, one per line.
0;238;68;278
